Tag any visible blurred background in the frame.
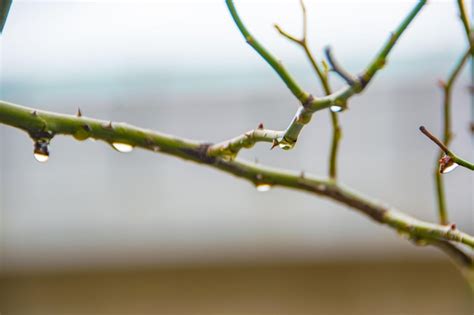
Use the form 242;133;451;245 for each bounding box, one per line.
0;0;473;314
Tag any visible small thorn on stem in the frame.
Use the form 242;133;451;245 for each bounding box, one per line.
271;139;279;150
450;223;456;230
257;123;264;129
76;107;82;117
103;121;113;129
31;110;37;116
437;79;446;89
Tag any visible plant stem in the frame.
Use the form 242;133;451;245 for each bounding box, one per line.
1;99;473;254
274;0;341;180
280;0;427;146
456;0;473;51
225;0;310;104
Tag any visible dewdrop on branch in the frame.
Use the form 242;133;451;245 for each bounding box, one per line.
330;105;343;112
33;140;50;163
256;183;272;192
439;155;458;174
278;138;295;150
255;174;272;192
111;142;134;153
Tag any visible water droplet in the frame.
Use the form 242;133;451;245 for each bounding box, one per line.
396;229;410;240
413;238;428;246
33;141;50;163
73;129;90;141
330;105;343;112
256;183;272;192
34;152;49;162
439;155;458;174
278;138;295;150
112;142;134;153
440;162;458;174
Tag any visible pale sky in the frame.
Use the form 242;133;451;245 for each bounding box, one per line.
1;0;469;84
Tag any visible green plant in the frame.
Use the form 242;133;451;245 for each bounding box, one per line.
0;0;473;287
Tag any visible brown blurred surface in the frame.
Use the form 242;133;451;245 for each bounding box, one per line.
1;261;472;315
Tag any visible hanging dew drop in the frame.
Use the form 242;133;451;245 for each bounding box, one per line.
256;183;272;192
278;138;295;150
440;162;458;174
330;105;343;112
439;155;458;174
112;142;134;153
33;141;50;163
34;152;49;162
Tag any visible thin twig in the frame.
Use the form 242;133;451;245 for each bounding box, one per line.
274;0;342;180
225;0;310;104
324;47;357;86
419;126;450;154
456;0;473;51
420;125;474;171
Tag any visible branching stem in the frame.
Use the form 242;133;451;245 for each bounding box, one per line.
420;126;474;171
274;0;341;180
225;0;426;152
0;100;473;260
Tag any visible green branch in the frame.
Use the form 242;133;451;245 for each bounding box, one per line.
207;125;283;160
274;0;341;180
419;49;471;225
221;0;426;159
456;0;473;51
1;100;473;257
225;0;310;104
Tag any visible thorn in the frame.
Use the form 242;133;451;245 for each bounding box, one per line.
437;79;446;89
271;139;279;150
31;110;37;116
257;123;264;129
103;121;113;129
76;107;82;117
82;124;92;132
450;223;456;230
300;171;305;178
